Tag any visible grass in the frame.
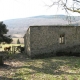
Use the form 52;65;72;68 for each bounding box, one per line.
0;43;24;51
0;53;80;80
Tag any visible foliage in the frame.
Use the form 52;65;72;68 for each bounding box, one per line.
0;21;13;44
17;39;20;44
48;0;80;14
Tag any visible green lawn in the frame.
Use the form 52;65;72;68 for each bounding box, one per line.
0;54;80;80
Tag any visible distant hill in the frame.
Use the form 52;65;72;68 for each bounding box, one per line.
3;15;80;38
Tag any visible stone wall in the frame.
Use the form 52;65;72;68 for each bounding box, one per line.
24;27;31;56
24;25;80;57
30;26;80;57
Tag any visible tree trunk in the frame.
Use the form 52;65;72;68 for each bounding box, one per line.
0;56;4;65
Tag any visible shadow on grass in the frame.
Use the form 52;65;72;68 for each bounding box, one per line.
1;53;80;79
12;57;80;76
0;76;22;80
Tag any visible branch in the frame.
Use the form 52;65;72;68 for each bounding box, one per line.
63;1;80;13
48;0;80;14
48;0;61;7
73;0;80;3
65;6;80;13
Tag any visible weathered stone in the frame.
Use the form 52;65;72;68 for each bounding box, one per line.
24;25;80;57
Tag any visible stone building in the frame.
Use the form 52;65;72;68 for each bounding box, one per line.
24;25;80;57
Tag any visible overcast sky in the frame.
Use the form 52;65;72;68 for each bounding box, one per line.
0;0;80;21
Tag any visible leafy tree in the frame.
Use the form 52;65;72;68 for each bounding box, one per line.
47;0;80;14
17;39;20;44
0;21;13;66
0;21;12;44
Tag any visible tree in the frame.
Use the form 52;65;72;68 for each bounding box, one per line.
0;21;13;44
0;56;3;65
48;0;80;14
17;39;20;44
0;21;12;66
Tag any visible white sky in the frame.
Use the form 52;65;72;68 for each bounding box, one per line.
0;0;80;21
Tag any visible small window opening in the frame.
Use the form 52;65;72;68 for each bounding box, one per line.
59;34;65;44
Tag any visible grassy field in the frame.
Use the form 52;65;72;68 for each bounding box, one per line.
0;44;24;51
0;53;80;80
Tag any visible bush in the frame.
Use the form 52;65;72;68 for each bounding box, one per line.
31;52;55;59
56;51;80;57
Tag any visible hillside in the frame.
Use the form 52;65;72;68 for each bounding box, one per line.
3;15;80;38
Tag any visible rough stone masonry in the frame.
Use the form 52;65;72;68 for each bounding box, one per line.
24;25;80;57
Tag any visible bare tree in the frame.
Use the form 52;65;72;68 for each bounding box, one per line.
48;0;80;14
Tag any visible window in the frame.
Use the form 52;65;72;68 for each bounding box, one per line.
59;34;65;44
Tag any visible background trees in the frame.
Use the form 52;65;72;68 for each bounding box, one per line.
17;39;20;44
0;21;12;44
